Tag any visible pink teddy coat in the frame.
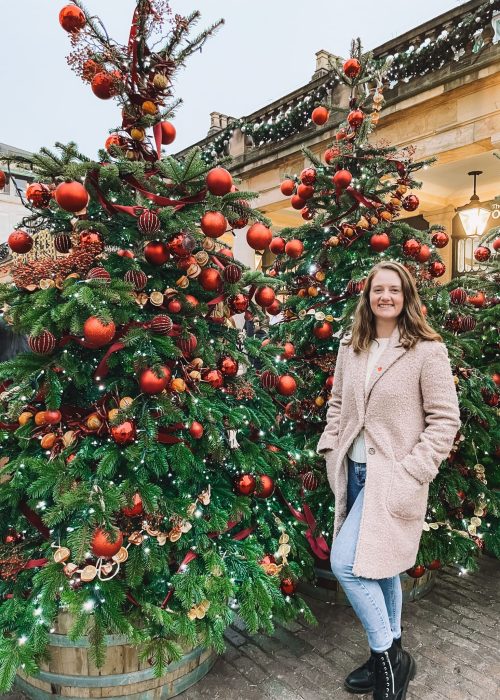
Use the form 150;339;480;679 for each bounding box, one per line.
317;326;461;579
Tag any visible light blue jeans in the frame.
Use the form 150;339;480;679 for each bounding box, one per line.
330;457;402;652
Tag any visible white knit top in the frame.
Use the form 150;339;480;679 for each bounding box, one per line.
347;337;390;462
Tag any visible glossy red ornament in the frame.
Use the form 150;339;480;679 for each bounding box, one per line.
492;372;500;388
0;171;5;190
429;261;445;277
474;246;491;262
218;355;239;377
285;239;304;258
122;493;143;517
336;128;348;141
468;291;486;308
138;210;161;236
277;375;297;396
450;287;467;305
88;267;110;283
261;370;279;390
200;211;227;238
59;5;85;32
223;264;242;283
280;578;297;595
91;72;117;100
347;109;364;128
332;169;352;192
54;233;73;253
492;237;500;251
144;241;169;265
45;410;62;425
300;168;316;186
79;230;103;247
324;147;339;164
235;473;256;496
402;239;421;257
28;331;56;355
267;299;282;316
169;232;195;257
139;366;171;394
311;106;329;125
255;475;275;498
206;167;233;196
8;230;33;254
229;293;250;313
26;183;51;208
189;421;204;439
91;528;123;558
301;207;314;220
297;183;314;200
482;389;499;407
302;471;319;491
406;565;426;579
291;194;306;210
247;223;272;250
426;560;441;571
414;244;431;262
124;269;147;291
159;121;176;145
343;58;361;78
199;267;222;291
270;237;286;254
83;317;116;347
204;369;224;389
255;286;276;308
402;194;419;212
313;321;333;340
177;333;198;356
228;200;250;229
150;315;173;335
369;233;390;253
282;342;295;359
55;181;89;212
431;231;449;248
280;179;295;196
105;134;124;151
346;279;365;295
325;375;334;390
167;298;182;313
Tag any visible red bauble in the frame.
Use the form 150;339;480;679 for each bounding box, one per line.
204;369;224;389
160;121;176;145
255;286;276;308
138;210;161;236
150;315;173;335
347;109;364;128
261;370;279;390
26;183;51;208
291;194;306;210
406;565;426;579
302;471;319;491
280;578;296;595
206;167;233;196
468;291;486;308
426;559;441;571
91;72;117;100
324;147;339;164
55;181;89;212
280;179;295;196
450;287;467;305
300;168;316;186
80;230;103;247
88;267;111;283
229;293;250;313
492;372;500;388
431;231;449;248
313;321;333;340
200;211;227;238
83;317;116;347
235;473;256;496
177;333;198;355
333;169;352;192
277;375;297;396
311;106;329;125
122;493;143;517
199;267;222;291
8;230;33;254
458;315;476;332
167;299;182;314
429;261;445;277
270;237;286;254
282;342;295;359
189;421;204;439
124;269;148;291
402;194;419;212
415;244;431;263
325;375;334;390
297;183;314;200
346;279;365;295
247;223;272;250
45;410;62;425
54;233;73;253
91;528;123;558
301;207;314;221
474;246;491;262
105;134;125;152
228;199;250;229
369;233;390;253
218;355;239;377
482;389;499;407
255;475;275;498
144;241;169;265
0;171;5;189
28;331;56;355
169;232;195;257
223;264;242;283
59;5;85;32
343;58;361;78
491;237;500;251
267;300;282;316
139;366;171;394
402;239;421;257
285;239;304;258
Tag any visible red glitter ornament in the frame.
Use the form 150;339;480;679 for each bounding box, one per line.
218;355;239;377
343;58;361;78
429;261;445;277
26;183;51;208
105;134;124;152
431;231;449;248
280;578;297;595
91;72;118;100
204;369;224;388
91;528;123;558
402;195;419;212
79;230;102;248
474;246;491;262
235;473;256;496
347;109;364;128
229;293;250;313
324;147;339;164
402;239;421;257
300;168;316;186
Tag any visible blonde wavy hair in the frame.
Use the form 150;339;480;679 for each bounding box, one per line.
345;260;442;352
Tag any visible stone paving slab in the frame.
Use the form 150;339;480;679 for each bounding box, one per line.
3;555;499;700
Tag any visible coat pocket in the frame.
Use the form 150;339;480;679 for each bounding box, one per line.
386;461;427;521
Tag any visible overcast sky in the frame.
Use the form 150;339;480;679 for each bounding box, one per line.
2;0;465;157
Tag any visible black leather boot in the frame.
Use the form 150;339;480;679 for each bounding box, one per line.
344;636;403;694
372;639;416;700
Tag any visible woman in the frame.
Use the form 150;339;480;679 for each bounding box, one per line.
317;261;460;700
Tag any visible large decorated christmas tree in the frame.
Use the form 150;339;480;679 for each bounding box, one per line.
264;42;500;576
0;2;314;690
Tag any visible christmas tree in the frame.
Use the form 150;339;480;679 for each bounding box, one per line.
0;2;314;690
264;42;500;577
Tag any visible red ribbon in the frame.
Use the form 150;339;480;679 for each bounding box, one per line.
19;501;50;541
122;174;207;210
277;487;330;560
153;122;163;160
345;186;382;210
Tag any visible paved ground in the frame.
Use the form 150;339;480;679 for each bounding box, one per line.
3;555;499;700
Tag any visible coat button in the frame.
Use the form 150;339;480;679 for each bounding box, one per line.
368;447;375;455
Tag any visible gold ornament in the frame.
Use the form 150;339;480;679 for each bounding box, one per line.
108;408;119;422
130;127;145;142
119;397;134;409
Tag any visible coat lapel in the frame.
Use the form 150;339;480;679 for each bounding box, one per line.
352;346;368;420
365;326;406;404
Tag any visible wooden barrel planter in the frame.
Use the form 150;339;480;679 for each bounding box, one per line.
299;564;436;604
15;614;217;699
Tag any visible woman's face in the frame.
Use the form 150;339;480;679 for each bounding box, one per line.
369;269;404;323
